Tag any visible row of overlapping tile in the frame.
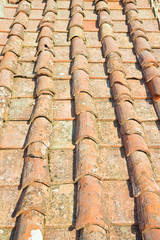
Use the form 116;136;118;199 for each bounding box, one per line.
94;0;160;239
123;0;160;120
0;0;160;239
0;0;32;127
14;0;57;239
0;0;57;239
69;0;109;238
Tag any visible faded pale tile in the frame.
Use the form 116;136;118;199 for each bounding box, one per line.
46;184;75;227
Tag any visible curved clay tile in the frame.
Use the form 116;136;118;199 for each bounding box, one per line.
69;0;109;238
122;0;160;119
13;0;57;238
94;0;160;239
0;0;30;125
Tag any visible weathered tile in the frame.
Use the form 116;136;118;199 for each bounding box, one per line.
98;121;122;146
150;148;160;181
143;19;159;32
95;99;116;120
89;62;106;78
19;47;36;62
84;10;97;20
134;99;157;121
103;181;136;224
57;1;70;9
17;62;35;77
51;120;75;149
53;100;75;120
127;79;151;98
53;62;70;79
0;33;8;46
124;63;142;79
57;9;70;19
0;19;12;31
85;32;101;47
54;46;70;61
54;32;69;46
46;184;75;227
90;79;111;98
54;20;68;32
110;10;125;20
29;9;43;19
142;121;160;146
146;32;160;49
113;21;128;33
0;228;15;240
88;47;104;62
100;147;129;180
49;149;75;183
23;32;38;47
0;121;29;148
12;78;36;97
120;49;136;63
0;149;23;185
115;33;133;49
0;186;21;227
53;80;72;99
110;225;141;240
8;98;34;120
44;228;76;240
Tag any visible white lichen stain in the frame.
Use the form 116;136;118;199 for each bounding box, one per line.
28;229;43;240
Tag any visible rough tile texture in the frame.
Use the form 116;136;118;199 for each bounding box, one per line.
0;0;159;239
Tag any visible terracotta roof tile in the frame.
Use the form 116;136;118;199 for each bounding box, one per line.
76;175;109;231
128;151;160;197
14;210;44;240
0;69;14;91
143;229;160;240
31;94;53;123
25;117;52;149
71;37;88;58
71;0;84;9
21;156;51;189
72;69;92;96
94;1;160;239
15;0;31;17
69;12;84;29
137;191;160;231
75;92;97;116
44;0;58;15
100;22;115;40
123;134;150;156
69;26;85;41
36;75;55;96
26;141;47;159
0;51;18;73
76;111;99;144
122;0;160;118
99;10;113;26
71;55;89;74
1;36;22;56
75;138;102;181
96;1;110;14
120;119;144;136
102;36;121;58
12;12;28;29
9;23;24;40
1;0;160;239
116;101;140;125
16;182;49;217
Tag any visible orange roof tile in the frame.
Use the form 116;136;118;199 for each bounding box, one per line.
0;0;160;239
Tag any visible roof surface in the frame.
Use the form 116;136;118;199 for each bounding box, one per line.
0;0;160;239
